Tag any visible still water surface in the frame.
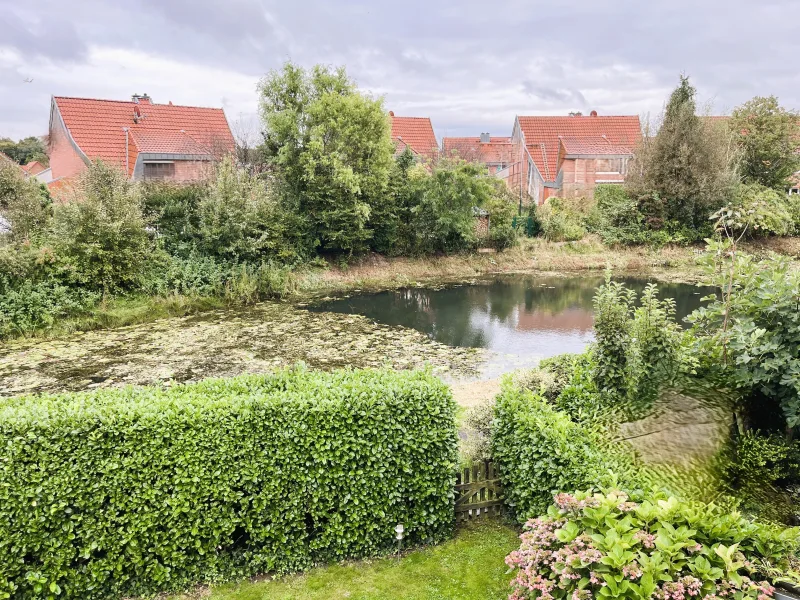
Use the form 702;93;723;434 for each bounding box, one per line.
312;275;715;377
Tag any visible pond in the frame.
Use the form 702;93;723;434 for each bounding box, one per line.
311;275;714;378
0;274;715;398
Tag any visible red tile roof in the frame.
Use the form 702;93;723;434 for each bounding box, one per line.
21;160;47;175
389;113;438;160
518;115;641;181
442;136;512;164
53;96;234;175
559;136;633;156
129;129;212;155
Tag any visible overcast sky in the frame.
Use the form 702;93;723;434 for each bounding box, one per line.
1;0;798;142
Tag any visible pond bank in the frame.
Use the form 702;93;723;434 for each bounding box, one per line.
3;238;704;345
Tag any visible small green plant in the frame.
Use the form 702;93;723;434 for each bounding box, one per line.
506;489;800;600
591;273;635;397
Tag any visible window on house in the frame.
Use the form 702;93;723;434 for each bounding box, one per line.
144;162;175;180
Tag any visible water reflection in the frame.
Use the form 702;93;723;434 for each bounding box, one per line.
311;275;714;366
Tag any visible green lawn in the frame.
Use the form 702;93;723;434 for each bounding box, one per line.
178;520;519;600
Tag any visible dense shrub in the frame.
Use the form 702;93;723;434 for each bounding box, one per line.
538;197;587;242
506;489;800;600
52;161;151;294
591;276;635;397
461;398;494;463
728;430;800;491
411;159;493;254
714;184;793;238
141;181;205;255
196;155;290;262
485;183;519;250
0;367;458;599
591;277;683;410
590;185;643;245
491;383;638;520
0;159;51;242
0;280;98;338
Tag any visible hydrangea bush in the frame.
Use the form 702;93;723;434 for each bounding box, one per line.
506;490;800;600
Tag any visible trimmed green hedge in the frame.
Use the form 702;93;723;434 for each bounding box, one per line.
0;367;458;599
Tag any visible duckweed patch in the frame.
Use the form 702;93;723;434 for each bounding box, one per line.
0;302;482;397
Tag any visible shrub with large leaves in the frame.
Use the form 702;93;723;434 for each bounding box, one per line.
688;245;800;428
0;367;457;599
506;489;800;600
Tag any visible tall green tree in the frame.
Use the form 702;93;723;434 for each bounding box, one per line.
627;75;737;230
258;62;394;256
730;96;800;190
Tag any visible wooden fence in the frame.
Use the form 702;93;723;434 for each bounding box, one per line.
455;459;504;521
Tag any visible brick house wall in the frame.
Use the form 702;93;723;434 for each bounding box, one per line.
49;112;88;180
558;157;597;198
172;160;213;182
554;156;628;200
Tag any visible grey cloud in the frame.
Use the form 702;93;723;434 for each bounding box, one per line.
1;9;87;62
1;0;799;139
521;81;587;106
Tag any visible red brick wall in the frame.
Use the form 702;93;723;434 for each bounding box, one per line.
557;157;600;199
171;160;213;182
50;112;87;180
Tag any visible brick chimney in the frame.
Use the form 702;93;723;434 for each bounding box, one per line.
132;93;151;105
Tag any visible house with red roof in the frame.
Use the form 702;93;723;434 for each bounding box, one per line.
389;111;438;161
21;160;47;176
499;111;641;205
48;93;235;185
442;133;513;174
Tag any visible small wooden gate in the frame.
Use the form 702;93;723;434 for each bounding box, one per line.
455;459;504;521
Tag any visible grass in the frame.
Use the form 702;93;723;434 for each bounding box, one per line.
170;520;520;600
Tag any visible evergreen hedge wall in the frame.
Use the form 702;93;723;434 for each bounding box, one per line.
0;367;457;599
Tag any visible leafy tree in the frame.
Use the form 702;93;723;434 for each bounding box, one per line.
0;136;49;166
259;62;394;256
369;146;416;254
627;76;738;230
52;161;151;294
730;96;800;190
